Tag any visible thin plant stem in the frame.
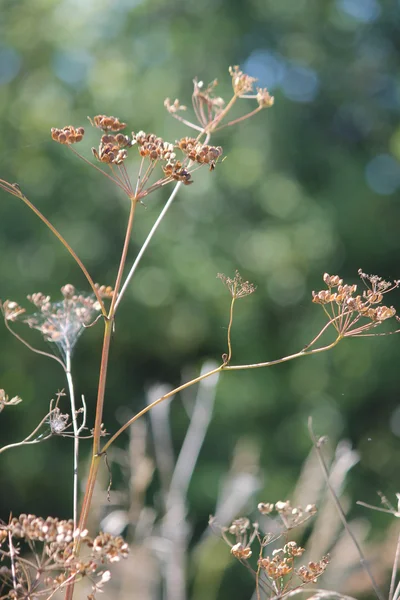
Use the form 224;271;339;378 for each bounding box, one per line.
389;528;400;600
65;350;79;529
8;532;17;594
114;181;183;312
0;409;55;454
356;500;400;516
66;198;138;599
1;313;66;371
222;337;341;371
0;180;105;314
102;338;341;453
67;146;127;195
207;94;238;132
109;197;137;316
308;417;385;600
393;579;400;600
226;297;236;363
213;106;263;132
101;364;222;454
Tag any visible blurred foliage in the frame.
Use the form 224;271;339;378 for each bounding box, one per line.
1;0;400;598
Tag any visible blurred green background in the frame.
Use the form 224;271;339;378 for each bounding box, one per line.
1;0;400;598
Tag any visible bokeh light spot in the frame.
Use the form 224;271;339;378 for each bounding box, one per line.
365;154;400;195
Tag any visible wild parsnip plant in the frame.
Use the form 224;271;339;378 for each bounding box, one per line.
0;66;399;600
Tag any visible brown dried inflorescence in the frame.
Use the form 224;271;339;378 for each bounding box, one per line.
177;137;223;170
218;270;256;299
0;515;128;598
133;131;176;161
213;499;325;596
312;270;400;337
166;66;274;133
296;555;330;583
92;114;127;131
51;126;85;144
162;161;192;185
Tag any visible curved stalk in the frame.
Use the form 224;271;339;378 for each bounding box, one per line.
101;337;341;454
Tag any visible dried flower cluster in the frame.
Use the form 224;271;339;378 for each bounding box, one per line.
92;133;131;165
91;114;127;131
274;499;317;529
51;125;85;144
165;66;274;133
312;270;400;337
0;389;22;413
0;515;128;599
50;66;274;207
258;542;305;580
297;556;330;583
2;284;111;359
229;65;258;95
218;270;256;299
212;500;328;597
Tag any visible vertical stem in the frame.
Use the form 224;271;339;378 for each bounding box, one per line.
110;198;137;315
226;297;236;363
65;199;137;600
65;350;79;529
114;182;183;312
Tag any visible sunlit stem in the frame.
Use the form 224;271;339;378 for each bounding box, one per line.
213;106;263;132
101;364;222;453
65;349;79;529
114;181;183;313
0;409;54;454
226;296;236;363
109;197;137;316
68;197;138;598
207;94;238;132
101;337;341;453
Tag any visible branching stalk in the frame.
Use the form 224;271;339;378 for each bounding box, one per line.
114;181;183;312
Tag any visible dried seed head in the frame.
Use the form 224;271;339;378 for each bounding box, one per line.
51;126;84;144
231;542;252;559
258;502;274;515
313;270;400;337
48;407;69;434
162;161;193;185
92;141;128;165
296;555;330;583
91;115;126;132
256;87;274;108
218;271;256;299
228;517;250;535
1;299;25;321
284;541;305;557
229;65;257;96
164;98;187;113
